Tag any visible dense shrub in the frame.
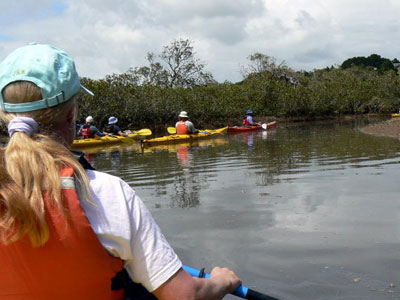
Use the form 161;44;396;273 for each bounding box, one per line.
1;66;400;136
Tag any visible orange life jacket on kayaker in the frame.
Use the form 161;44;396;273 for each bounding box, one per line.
176;120;189;134
0;166;123;300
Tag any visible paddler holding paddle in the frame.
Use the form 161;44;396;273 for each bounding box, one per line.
243;109;258;126
0;43;241;299
103;115;127;136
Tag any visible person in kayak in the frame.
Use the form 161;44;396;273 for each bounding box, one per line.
103;116;127;136
243;109;258;126
0;43;240;300
175;111;199;134
77;115;106;139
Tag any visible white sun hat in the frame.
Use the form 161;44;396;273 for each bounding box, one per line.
108;116;118;124
179;111;188;118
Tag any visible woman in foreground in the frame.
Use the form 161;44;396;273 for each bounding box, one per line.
0;43;240;300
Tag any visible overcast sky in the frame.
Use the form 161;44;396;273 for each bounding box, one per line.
1;0;400;83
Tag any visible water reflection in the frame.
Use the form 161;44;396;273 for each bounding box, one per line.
149;138;230;208
75;118;400;300
87;137;230;208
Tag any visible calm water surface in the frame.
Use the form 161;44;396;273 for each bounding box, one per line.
85;119;400;300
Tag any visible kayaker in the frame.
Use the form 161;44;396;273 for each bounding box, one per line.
243;109;258;126
77;115;106;139
175;111;199;134
0;43;241;300
103;116;127;136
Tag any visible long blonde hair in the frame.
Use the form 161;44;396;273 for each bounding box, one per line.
0;81;90;247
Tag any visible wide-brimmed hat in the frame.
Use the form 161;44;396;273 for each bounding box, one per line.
108;116;118;124
179;111;188;118
86;116;94;123
0;43;93;113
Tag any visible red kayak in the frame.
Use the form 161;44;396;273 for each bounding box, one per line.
228;121;277;133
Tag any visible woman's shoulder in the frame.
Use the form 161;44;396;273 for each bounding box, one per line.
86;169;134;197
86;169;127;184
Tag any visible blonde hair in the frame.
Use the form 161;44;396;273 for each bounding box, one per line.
0;81;90;247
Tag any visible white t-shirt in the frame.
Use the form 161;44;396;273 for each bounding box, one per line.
79;169;182;292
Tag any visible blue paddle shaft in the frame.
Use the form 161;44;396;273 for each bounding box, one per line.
182;265;248;298
182;265;281;300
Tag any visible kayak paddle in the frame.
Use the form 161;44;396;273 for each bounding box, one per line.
167;127;177;134
183;265;281;300
106;134;134;143
131;128;152;136
261;121;277;130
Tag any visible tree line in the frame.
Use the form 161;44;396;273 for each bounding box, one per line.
2;39;400;135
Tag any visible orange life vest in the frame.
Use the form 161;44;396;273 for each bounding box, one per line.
0;166;123;300
176;121;189;134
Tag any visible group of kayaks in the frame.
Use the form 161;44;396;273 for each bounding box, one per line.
71;121;277;149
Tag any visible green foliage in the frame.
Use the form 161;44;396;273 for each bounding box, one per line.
127;39;215;88
2;47;400;137
75;60;400;132
341;54;396;72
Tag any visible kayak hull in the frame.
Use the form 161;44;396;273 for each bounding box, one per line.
228;125;262;133
142;127;228;146
228;121;276;133
71;131;149;149
71;135;128;149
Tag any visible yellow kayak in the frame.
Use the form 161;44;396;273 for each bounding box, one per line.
142;136;229;153
142;127;228;146
71;135;130;149
71;129;152;149
391;113;400;118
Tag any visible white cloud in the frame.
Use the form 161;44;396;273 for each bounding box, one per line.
1;0;400;82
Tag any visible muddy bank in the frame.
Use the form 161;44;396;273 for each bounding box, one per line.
361;118;400;138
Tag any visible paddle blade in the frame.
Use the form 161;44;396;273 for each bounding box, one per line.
136;128;152;136
167;127;176;134
261;121;277;130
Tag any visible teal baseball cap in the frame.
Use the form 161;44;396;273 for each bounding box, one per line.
0;43;93;113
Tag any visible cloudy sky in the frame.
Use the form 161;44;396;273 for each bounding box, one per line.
1;0;400;83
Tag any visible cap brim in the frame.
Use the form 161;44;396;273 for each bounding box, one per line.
81;85;94;96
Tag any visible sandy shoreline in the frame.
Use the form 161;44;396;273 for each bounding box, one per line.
360;118;400;138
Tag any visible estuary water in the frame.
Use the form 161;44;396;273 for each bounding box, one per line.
85;118;400;300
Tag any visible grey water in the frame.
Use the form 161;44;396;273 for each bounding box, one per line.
86;118;400;300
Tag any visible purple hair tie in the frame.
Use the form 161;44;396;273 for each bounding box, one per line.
8;117;39;137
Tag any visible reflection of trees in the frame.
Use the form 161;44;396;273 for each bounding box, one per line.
110;151;121;173
119;139;228;209
92;119;399;212
244;119;398;185
92;149;125;176
171;168;201;208
170;145;217;208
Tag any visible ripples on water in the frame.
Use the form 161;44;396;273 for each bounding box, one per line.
87;118;400;300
